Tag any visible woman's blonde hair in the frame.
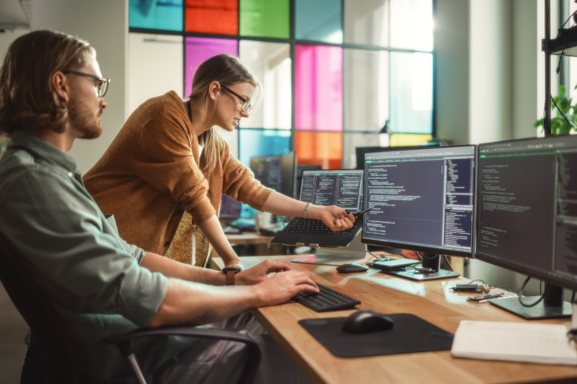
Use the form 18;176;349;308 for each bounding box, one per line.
189;54;261;171
0;30;95;135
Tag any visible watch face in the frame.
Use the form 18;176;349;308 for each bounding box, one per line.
223;267;241;273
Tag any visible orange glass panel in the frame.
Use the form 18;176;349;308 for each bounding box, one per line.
185;0;238;35
295;132;342;169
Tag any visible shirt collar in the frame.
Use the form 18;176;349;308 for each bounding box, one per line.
9;130;78;173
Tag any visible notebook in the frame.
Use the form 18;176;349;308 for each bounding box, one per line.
451;320;577;366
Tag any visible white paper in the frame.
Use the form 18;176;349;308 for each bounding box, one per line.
452;320;577;366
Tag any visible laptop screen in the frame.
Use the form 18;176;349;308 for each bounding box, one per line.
299;170;364;213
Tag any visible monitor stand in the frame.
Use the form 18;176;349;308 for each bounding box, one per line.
488;283;572;320
290;230;367;266
386;253;461;281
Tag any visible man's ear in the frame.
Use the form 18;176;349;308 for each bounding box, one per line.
208;81;220;101
52;71;70;102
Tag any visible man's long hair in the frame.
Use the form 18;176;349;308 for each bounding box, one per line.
0;30;95;136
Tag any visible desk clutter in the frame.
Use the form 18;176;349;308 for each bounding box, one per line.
299;313;453;358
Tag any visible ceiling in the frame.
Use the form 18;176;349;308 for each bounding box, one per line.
0;0;29;30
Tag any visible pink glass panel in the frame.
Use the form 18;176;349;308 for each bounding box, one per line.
185;37;238;97
295;45;342;131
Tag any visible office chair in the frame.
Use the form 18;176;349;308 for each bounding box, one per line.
0;235;261;384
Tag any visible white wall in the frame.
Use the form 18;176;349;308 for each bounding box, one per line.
30;0;128;173
434;0;470;145
469;0;513;145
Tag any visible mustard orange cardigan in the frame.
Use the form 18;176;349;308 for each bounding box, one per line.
84;91;272;265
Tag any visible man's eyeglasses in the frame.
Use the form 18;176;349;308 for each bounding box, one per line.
63;71;111;97
221;84;253;113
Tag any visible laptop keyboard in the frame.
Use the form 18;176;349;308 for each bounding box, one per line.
292;283;361;312
283;218;361;235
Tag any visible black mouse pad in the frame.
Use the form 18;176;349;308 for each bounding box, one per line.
298;313;453;358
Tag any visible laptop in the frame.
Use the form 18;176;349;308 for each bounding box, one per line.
271;169;364;248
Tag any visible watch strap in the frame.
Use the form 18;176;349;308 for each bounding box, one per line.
226;269;236;285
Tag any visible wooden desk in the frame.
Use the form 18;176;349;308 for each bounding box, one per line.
225;232;274;245
213;255;577;384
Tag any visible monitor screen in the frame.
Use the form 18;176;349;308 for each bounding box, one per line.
250;152;296;198
219;194;242;219
355;144;441;170
362;146;476;257
296;165;322;197
476;135;577;291
299;170;364;213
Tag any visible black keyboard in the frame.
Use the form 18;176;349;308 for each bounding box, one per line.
292;283;361;312
283;218;360;235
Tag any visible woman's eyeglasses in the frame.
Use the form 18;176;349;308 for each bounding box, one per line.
63;71;111;97
221;84;253;113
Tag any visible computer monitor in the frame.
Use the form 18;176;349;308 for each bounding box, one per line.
219;194;242;219
296;165;322;198
362;145;476;281
355;143;441;170
475;135;577;319
291;169;367;265
250;152;296;198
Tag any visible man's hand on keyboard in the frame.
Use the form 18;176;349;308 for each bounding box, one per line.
254;270;319;306
237;259;292;285
308;205;356;232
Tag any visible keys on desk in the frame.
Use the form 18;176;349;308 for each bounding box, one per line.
292;283;361;312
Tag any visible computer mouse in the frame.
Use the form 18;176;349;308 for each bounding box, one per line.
342;310;395;334
336;263;369;273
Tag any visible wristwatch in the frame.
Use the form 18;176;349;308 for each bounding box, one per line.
223;267;241;285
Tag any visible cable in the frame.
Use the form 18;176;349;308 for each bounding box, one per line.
517;276;550;308
551;95;576;128
467;279;485;285
559;10;577;33
417;251;438;260
443;256;453;272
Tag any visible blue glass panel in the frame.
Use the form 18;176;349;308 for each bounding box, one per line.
129;0;183;31
295;0;343;43
389;52;433;134
239;129;291;166
238;129;291;218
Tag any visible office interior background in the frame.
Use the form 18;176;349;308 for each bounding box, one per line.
0;0;575;382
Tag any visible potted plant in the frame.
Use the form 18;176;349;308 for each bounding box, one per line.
534;85;577;135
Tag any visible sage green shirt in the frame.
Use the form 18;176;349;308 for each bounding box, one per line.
0;131;191;383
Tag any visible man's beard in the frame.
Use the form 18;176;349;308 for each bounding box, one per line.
67;97;103;139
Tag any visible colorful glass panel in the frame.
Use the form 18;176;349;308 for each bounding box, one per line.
185;0;238;35
295;45;343;131
343;0;388;46
344;48;388;131
390;0;433;51
295;0;343;43
390;52;433;134
240;0;290;38
184;37;238;97
239;41;292;129
238;129;291;166
295;132;342;169
390;133;433;146
129;0;183;31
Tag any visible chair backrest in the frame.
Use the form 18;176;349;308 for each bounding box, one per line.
0;235;79;383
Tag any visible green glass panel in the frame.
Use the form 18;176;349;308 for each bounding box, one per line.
240;0;290;38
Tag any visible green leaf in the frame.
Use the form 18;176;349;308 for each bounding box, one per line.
534;118;544;128
559;84;566;97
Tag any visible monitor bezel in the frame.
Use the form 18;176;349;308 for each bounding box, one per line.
361;145;477;258
474;135;577;292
